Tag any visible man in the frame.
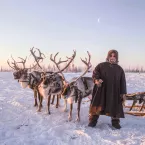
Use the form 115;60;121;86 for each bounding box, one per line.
88;50;127;129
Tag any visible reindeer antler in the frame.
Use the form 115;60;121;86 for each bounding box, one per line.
7;48;45;71
50;53;68;70
30;47;45;69
73;51;92;82
7;55;22;70
50;50;76;81
16;57;27;69
57;50;76;73
7;59;19;70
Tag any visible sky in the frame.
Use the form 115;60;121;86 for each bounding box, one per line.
0;0;145;69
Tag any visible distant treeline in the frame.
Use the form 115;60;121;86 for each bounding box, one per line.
1;65;145;73
0;66;12;72
125;67;145;73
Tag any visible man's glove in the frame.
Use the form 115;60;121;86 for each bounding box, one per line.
94;79;103;87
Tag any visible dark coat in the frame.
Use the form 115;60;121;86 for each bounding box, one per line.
91;62;127;118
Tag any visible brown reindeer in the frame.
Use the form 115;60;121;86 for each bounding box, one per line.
37;50;76;114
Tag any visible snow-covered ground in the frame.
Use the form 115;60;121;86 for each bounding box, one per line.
0;72;145;145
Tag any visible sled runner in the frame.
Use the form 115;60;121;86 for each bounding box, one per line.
125;92;145;116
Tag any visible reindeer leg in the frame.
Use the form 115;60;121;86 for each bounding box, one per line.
58;94;61;105
68;103;73;121
40;95;43;108
38;91;43;108
47;95;51;114
34;89;38;107
63;99;67;112
56;95;59;108
37;92;43;112
51;95;55;104
76;97;82;122
59;94;61;99
38;90;41;103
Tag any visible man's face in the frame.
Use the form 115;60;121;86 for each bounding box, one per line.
109;53;117;63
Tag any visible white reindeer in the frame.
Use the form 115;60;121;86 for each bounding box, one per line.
61;51;94;121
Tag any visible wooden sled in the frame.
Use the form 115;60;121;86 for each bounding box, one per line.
126;92;145;98
124;105;145;109
125;92;145;115
125;111;145;116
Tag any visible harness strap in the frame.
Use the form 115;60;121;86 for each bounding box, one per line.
29;73;40;88
81;77;88;90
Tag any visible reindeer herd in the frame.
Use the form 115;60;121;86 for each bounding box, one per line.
7;48;94;121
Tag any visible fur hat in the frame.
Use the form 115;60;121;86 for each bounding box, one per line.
106;49;119;63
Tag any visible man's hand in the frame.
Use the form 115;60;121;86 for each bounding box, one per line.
95;79;103;87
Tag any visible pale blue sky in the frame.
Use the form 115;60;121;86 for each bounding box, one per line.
0;0;145;69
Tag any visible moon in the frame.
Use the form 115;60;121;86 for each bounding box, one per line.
97;18;100;23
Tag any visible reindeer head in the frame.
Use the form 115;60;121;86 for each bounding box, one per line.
7;55;28;80
13;69;28;80
8;47;45;88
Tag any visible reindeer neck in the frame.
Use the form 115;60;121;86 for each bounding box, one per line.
29;73;40;88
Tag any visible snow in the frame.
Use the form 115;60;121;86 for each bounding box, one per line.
0;72;145;145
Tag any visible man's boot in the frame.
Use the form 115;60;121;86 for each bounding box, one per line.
88;115;99;127
111;118;121;129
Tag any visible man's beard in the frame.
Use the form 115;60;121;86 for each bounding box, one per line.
109;59;116;64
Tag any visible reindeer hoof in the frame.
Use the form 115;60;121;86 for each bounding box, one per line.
75;118;80;122
34;104;38;107
63;109;68;112
68;116;72;121
45;111;51;115
56;105;58;108
37;109;41;112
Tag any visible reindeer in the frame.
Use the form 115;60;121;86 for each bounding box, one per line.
61;51;94;122
48;51;74;106
38;50;76;114
7;47;45;108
